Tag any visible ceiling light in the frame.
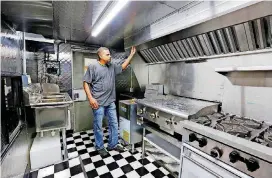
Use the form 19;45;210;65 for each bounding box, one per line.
92;0;129;37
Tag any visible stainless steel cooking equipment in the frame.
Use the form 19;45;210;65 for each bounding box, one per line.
119;100;142;152
136;95;220;135
181;113;272;178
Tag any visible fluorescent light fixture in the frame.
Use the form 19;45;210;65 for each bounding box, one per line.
92;0;129;37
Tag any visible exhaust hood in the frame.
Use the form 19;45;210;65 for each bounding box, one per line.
131;2;272;64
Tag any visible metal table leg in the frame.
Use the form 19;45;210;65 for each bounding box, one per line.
142;127;146;158
62;128;68;159
131;144;135;153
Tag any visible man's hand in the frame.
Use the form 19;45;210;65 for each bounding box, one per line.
122;46;137;70
130;46;136;56
89;97;99;109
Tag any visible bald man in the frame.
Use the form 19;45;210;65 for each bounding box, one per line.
83;46;136;156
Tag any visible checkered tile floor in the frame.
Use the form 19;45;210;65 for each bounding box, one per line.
27;127;175;178
26;157;85;178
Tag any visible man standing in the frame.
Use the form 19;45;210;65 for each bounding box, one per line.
83;46;136;156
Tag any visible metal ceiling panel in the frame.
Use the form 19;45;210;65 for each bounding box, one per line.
216;29;229;54
160;1;192;9
172;42;185;58
168;43;182;60
71;29;89;42
234;24;249;52
1;1;53;38
256;19;266;49
177;40;190;58
192;37;204;56
209;31;222;54
186;38;198;57
126;1;174;35
92;1;110;26
197;35;210;56
244;21;256;51
224;27;238;53
181;40;193;57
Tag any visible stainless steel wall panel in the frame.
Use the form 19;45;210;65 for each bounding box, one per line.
216;29;229;54
160;45;171;61
1;24;23;76
142;51;272;123
181;40;193;57
192;36;204;56
172;42;185;59
256;19;266;49
234;24;249;52
209;31;222;54
164;44;176;60
168;43;182;60
244;22;256;51
186;38;199;57
197;35;210;56
202;33;215;55
224;27;238;53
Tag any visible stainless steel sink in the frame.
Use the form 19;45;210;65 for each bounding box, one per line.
30;92;73;106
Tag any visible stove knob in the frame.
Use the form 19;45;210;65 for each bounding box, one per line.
245;158;260;172
210;147;223;158
138;109;143;114
189;133;197;142
150;113;156;119
229;151;240;163
198;137;207;147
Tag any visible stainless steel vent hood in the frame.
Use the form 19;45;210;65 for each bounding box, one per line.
129;2;272;64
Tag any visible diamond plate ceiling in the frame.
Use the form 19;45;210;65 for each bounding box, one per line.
1;1;53;38
2;1;192;50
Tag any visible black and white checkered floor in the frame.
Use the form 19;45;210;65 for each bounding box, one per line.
27;127;175;178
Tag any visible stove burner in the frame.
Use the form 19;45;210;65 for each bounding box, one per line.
231;116;263;129
214;123;251;138
263;128;272;147
191;116;212;126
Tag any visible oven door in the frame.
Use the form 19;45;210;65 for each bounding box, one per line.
180;143;251;178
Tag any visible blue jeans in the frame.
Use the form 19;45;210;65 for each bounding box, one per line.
93;102;118;150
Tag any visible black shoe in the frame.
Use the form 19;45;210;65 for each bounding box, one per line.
98;148;109;157
107;145;124;152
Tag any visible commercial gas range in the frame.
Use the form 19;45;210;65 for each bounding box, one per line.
181;113;272;178
136;95;220;135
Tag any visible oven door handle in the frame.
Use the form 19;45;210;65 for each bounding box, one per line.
182;154;223;178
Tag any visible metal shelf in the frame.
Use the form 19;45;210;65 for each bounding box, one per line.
215;66;272;75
